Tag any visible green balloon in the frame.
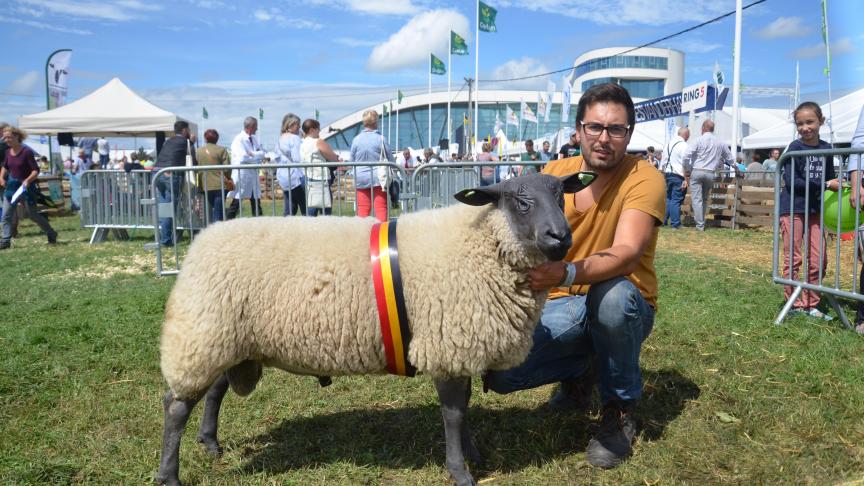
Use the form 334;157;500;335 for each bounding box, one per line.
823;187;860;233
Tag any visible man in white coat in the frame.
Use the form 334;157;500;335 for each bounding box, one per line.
229;116;265;217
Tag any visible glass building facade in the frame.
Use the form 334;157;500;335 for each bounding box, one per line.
574;55;668;78
327;101;574;151
581;78;665;99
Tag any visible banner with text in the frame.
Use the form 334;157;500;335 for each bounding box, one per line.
634;84;727;124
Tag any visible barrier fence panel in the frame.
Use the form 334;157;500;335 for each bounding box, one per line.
150;162;406;275
80;170;155;243
408;161;544;211
772;147;864;327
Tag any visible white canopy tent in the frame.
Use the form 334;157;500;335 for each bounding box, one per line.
742;87;864;150
18;77;196;137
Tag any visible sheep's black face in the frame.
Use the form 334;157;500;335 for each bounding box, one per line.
454;172;596;261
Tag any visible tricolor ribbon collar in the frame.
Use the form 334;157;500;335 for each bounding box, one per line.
369;219;416;377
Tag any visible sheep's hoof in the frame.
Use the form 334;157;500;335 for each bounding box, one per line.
154;471;181;486
196;435;223;456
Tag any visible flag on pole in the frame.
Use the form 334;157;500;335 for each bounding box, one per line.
202;106;209;119
713;61;725;87
821;0;831;76
561;78;572;123
521;100;538;124
315;108;320;120
537;93;548;124
464;113;470;126
544;80;555;122
258;108;264;120
398;89;404;104
506;106;519;126
451;31;469;55
431;54;446;75
493;111;502;133
479;1;497;32
389;100;393;112
383;104;387;115
46;49;72;109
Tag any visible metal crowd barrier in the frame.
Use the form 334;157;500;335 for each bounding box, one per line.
150;162;407;275
773;147;864;328
408;161;544;211
80;169;155;243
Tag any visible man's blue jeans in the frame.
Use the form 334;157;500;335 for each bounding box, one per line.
664;173;686;228
156;173;184;246
485;277;655;404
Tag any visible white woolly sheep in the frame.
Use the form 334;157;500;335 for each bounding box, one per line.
156;171;594;486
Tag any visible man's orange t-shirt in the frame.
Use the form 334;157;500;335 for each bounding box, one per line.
542;154;666;308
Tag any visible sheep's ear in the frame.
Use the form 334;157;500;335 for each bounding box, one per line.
561;171;596;194
454;186;501;206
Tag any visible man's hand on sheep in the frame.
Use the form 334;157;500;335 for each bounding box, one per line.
528;260;568;291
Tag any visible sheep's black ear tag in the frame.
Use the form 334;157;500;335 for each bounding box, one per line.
561;171;596;194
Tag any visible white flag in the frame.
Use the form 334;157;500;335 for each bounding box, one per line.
47;50;72;109
537;92;548;125
521;100;538;124
561;77;572;123
713;61;724;87
506;106;519;126
544;80;555;122
493;111;503;133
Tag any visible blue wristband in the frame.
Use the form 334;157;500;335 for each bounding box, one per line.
559;262;576;287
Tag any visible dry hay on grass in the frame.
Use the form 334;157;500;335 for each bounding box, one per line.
52;254;153;280
658;227;863;290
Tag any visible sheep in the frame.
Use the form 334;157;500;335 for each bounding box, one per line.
156;171;595;486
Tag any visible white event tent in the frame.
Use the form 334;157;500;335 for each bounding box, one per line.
742;87;864;150
18;77;196;137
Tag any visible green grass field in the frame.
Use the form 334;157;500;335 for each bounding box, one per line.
2;214;864;485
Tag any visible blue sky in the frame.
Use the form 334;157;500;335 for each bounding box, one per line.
1;0;860;148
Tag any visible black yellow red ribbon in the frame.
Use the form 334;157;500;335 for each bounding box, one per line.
370;219;416;377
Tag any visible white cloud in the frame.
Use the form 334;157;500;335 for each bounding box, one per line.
0;16;92;35
793;37;854;59
756;17;812;39
334;37;379;48
367;9;470;72
487;58;550;89
16;0;161;21
308;0;420;15
685;43;724;54
495;0;733;26
7;71;41;96
251;8;323;30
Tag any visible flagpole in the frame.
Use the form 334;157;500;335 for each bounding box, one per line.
396;90;400;151
428;54;432;149
474;0;480;155
448;32;452;157
823;0;834;145
731;0;742;160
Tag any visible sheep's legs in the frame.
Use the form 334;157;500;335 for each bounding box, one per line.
434;377;477;486
197;374;229;455
156;391;201;486
458;382;483;466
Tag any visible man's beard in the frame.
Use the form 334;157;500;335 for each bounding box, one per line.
582;146;623;172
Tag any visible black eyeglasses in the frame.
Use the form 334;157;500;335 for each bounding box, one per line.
580;122;630;139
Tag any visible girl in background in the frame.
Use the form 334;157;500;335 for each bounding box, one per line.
778;101;837;320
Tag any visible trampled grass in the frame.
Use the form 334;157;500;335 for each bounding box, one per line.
2;215;864;485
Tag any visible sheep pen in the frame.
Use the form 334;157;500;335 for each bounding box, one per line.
156;172;595;486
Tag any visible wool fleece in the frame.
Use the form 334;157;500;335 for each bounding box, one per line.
160;204;549;400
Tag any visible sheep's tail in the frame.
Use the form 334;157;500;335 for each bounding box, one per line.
160;292;245;400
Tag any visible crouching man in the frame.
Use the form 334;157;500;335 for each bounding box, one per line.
485;83;665;468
